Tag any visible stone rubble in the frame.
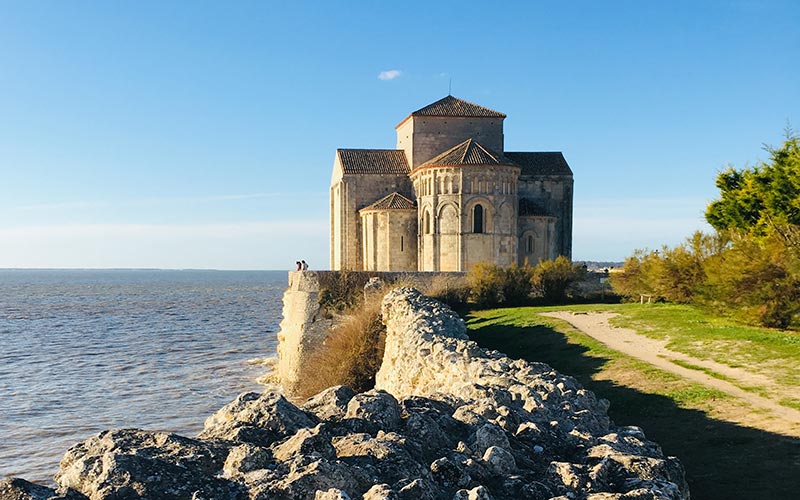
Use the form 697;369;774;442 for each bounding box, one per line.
0;288;688;500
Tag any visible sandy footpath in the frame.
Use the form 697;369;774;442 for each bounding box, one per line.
541;311;800;436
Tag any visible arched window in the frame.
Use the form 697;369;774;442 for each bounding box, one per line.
527;235;533;253
473;204;484;234
423;210;431;234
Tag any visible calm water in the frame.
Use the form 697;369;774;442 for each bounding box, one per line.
0;269;286;484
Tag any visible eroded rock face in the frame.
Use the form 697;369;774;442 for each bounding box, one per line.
199;391;317;445
53;429;242;500
0;478;86;500
3;287;688;500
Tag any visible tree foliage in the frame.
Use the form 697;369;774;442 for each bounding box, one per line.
706;134;800;246
612;134;800;328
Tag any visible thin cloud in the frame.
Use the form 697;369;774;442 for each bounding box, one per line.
16;201;109;211
378;69;402;81
134;192;287;205
0;220;328;239
13;192;303;211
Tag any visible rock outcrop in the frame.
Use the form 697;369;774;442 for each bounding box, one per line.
1;287;688;500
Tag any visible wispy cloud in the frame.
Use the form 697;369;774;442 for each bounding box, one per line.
13;192;306;211
16;201;110;211
135;192;287;205
0;220;327;239
378;69;402;81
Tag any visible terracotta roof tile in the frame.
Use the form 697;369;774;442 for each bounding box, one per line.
418;139;518;168
361;192;417;212
337;149;410;175
411;95;506;118
506;152;572;176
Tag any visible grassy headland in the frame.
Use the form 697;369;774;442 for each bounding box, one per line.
466;303;800;500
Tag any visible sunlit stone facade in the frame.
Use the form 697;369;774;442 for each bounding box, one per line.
330;96;573;271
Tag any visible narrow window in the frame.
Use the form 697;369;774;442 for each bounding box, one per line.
527;235;533;253
401;236;404;252
424;211;431;234
473;204;484;233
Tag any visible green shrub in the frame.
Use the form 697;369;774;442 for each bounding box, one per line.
700;233;800;328
531;256;586;304
466;262;535;307
501;264;534;306
468;262;506;307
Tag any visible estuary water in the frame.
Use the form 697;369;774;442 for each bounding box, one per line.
0;269;286;484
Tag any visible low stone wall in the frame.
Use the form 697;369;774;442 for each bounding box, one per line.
374;288;688;499
277;271;466;394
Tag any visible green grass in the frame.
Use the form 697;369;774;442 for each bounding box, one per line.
500;302;800;392
668;358;733;382
780;398;800;411
465;306;800;500
465;307;731;411
607;303;800;383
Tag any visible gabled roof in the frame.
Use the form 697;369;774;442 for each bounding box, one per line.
360;192;416;212
337;149;410;175
505;152;573;176
410;95;506;118
418;139;518;169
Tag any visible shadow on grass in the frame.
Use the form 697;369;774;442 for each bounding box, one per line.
468;318;800;500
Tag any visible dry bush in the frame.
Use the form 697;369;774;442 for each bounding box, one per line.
467;262;534;307
531;256;587;304
425;274;471;309
467;262;506;307
297;295;386;399
317;271;374;315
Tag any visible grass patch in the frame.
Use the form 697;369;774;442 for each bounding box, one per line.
465;306;800;500
662;385;730;406
669;359;733;383
509;301;800;393
779;398;800;411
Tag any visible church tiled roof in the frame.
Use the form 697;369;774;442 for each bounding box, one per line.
337;149;410;175
418;139;518;168
360;192;416;212
411;95;506;118
505;152;572;176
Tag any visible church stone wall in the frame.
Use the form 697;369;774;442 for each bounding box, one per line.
517;174;573;258
409;165;521;272
361;209;417;271
398;116;504;168
331;172;413;270
332;97;573;273
518;215;557;265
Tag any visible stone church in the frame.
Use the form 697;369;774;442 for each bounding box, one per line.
330;95;573;272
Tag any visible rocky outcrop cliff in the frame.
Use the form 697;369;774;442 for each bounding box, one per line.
1;287;688;500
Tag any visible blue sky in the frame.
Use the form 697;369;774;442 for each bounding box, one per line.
1;1;798;269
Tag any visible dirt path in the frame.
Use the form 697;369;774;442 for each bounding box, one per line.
541;311;800;435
